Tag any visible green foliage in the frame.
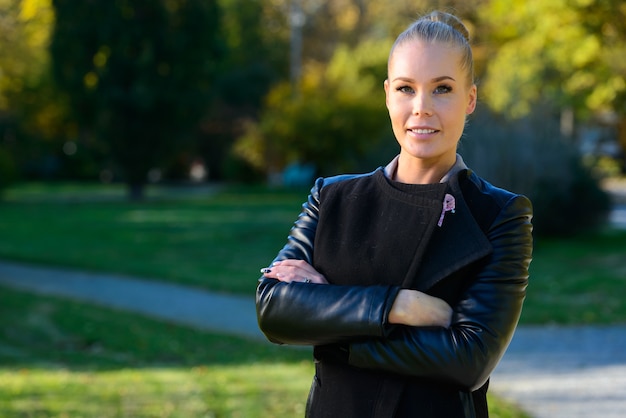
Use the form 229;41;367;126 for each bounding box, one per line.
234;39;392;177
0;0;54;111
216;0;288;107
195;0;290;182
477;0;626;173
50;0;223;197
450;0;624;223
0;0;73;181
479;0;626;119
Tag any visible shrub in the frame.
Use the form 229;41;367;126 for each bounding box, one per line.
461;108;611;236
233;40;391;179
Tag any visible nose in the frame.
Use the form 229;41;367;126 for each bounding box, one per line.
412;91;433;116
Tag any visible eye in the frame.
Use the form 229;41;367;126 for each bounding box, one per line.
396;85;414;94
434;84;452;94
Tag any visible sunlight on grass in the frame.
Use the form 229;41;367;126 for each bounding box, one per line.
0;282;529;417
0;363;313;418
0;364;527;418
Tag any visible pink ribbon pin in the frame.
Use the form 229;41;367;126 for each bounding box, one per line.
437;193;456;227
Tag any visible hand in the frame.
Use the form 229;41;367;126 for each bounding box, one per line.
388;289;452;328
260;259;328;284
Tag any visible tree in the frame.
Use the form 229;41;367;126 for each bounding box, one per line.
0;0;67;183
195;0;289;181
50;0;223;199
478;0;626;162
0;0;53;113
233;38;391;179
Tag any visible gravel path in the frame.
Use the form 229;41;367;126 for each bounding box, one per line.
1;260;625;417
491;325;626;417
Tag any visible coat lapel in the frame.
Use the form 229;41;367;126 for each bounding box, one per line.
411;171;493;292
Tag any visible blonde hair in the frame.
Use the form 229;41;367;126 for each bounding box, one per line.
390;11;474;85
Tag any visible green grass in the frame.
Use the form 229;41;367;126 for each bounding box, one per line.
0;286;313;417
0;183;306;294
1;180;621;417
522;228;626;324
0;286;527;418
1;181;624;324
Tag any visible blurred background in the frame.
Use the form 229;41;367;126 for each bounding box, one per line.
0;0;624;234
0;1;625;417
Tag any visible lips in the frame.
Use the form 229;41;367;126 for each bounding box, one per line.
410;128;438;134
407;126;440;135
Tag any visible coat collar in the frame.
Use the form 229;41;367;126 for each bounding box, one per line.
382;155;493;291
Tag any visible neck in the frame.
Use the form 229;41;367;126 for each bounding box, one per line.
393;154;456;184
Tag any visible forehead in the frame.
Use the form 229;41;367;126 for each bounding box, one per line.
388;40;464;79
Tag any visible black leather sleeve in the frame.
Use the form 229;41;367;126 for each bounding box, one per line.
348;194;533;390
256;176;401;346
257;279;399;345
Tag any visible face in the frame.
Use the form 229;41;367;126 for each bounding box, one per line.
384;40;477;176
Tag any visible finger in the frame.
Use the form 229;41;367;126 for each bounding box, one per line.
260;265;297;282
264;260;326;284
279;260;319;277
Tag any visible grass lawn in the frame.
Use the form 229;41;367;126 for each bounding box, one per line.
1;181;621;417
1;181;624;325
524;228;626;324
0;286;313;417
0;183;304;294
0;286;527;417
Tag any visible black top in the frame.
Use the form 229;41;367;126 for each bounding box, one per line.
315;169;449;288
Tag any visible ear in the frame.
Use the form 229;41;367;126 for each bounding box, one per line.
466;84;477;115
384;79;390;109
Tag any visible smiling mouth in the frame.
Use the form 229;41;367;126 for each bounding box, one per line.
409;128;438;134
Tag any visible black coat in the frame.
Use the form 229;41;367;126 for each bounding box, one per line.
257;164;533;418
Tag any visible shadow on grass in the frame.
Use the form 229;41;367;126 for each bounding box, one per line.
522;227;626;325
0;285;310;371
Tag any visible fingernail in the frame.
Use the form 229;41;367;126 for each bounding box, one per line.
260;268;271;274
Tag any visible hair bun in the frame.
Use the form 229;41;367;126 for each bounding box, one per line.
424;11;470;43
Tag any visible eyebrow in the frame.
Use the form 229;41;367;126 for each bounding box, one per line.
391;76;456;83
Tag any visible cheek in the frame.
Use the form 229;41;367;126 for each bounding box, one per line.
386;101;400;122
389;107;408;132
388;98;408;120
443;102;469;125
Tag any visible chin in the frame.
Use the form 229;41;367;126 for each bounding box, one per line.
404;147;456;163
403;146;440;159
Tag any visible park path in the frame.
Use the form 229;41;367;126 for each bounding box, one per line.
1;260;625;418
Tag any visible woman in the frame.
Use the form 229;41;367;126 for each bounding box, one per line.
256;11;532;418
